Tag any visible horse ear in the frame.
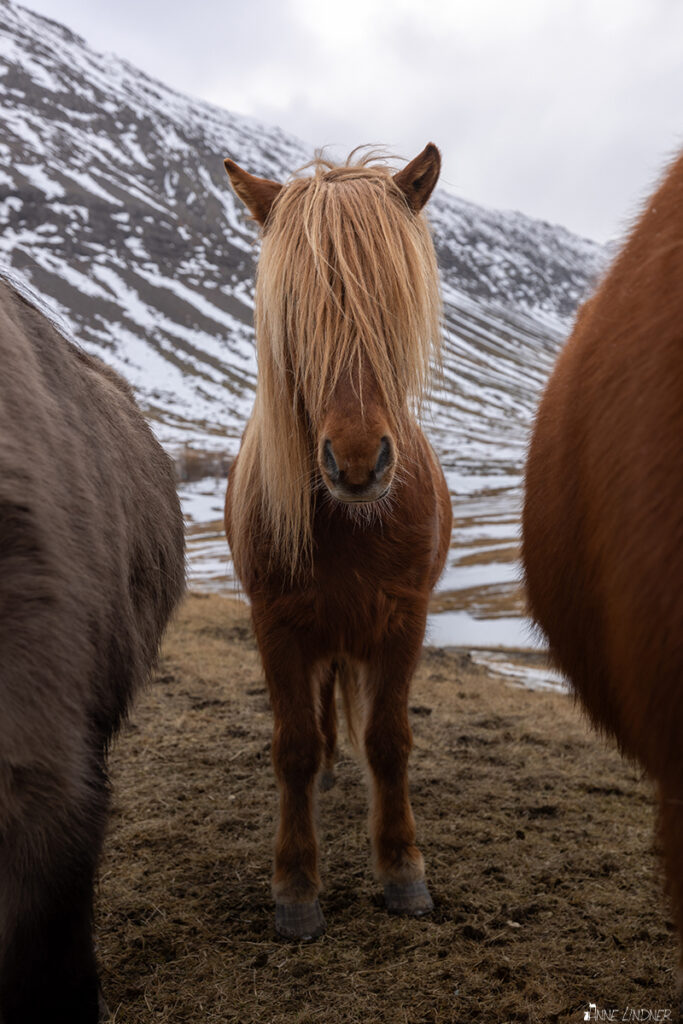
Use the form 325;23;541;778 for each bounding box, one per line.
224;158;283;226
393;143;441;212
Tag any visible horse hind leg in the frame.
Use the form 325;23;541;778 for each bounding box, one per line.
0;755;108;1024
318;659;371;789
318;662;337;792
337;658;367;755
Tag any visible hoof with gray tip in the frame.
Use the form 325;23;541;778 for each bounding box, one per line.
275;899;326;940
384;879;434;916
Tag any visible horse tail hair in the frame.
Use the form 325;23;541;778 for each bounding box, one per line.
337;659;366;755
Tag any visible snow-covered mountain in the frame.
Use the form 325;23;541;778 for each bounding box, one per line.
0;0;606;638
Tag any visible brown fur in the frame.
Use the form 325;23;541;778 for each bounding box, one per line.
224;147;451;922
0;279;185;1023
522;153;683;974
226;148;442;580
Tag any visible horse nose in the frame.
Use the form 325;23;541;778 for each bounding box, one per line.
322;436;393;490
373;436;393;481
322;439;340;484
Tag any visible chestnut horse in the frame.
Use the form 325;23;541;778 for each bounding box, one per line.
223;145;452;939
522;153;683;985
0;276;185;1023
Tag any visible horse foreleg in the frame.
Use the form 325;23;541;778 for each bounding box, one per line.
364;650;433;917
0;757;107;1024
263;645;326;940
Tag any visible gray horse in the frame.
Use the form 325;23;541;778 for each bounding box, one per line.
0;277;185;1023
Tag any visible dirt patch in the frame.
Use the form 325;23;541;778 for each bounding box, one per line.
98;594;678;1023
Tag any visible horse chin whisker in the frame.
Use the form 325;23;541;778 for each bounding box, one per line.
322;489;395;528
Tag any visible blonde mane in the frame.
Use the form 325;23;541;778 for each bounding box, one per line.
229;152;443;580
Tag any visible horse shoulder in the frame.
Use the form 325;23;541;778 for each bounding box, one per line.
410;429;452;585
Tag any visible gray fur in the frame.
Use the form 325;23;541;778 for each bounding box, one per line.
0;279;185;1022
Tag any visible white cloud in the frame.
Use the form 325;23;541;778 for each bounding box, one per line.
19;0;683;241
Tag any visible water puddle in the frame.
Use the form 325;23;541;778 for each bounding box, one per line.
471;651;567;694
425;611;533;649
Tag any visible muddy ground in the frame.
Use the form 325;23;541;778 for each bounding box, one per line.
98;594;678;1023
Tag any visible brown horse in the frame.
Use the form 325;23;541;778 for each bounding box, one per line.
522;153;683;986
223;145;452;939
0;277;185;1023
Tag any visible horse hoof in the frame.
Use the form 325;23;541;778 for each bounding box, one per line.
384;879;434;916
319;769;336;791
98;991;111;1021
275;899;326;941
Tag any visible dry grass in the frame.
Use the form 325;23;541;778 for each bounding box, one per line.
174;447;232;483
98;594;678;1023
428;584;526;618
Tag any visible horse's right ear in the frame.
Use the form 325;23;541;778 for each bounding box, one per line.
224;159;283;226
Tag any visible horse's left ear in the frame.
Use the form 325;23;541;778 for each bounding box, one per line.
224;158;283;226
393;143;441;213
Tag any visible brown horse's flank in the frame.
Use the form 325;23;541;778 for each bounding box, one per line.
522;154;683;982
224;146;452;936
0;280;185;1023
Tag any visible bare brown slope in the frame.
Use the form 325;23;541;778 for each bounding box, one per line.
98;593;676;1023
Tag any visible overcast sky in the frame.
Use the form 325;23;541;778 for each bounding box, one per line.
22;0;683;243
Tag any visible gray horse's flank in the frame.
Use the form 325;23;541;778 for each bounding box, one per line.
0;280;185;1023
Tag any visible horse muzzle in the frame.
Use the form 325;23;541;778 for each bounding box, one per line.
320;435;395;504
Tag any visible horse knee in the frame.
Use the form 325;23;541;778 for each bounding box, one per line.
272;722;322;785
0;758;108;918
364;717;412;781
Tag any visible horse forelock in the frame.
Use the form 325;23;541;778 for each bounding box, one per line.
230;153;443;580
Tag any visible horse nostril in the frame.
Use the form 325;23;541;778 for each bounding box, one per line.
322;439;340;484
373;436;393;479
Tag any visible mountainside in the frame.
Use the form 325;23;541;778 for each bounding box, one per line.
0;0;606;639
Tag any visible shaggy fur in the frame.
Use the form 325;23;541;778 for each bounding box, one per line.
228;150;442;579
0;279;185;1023
224;145;452;935
522;153;683;978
